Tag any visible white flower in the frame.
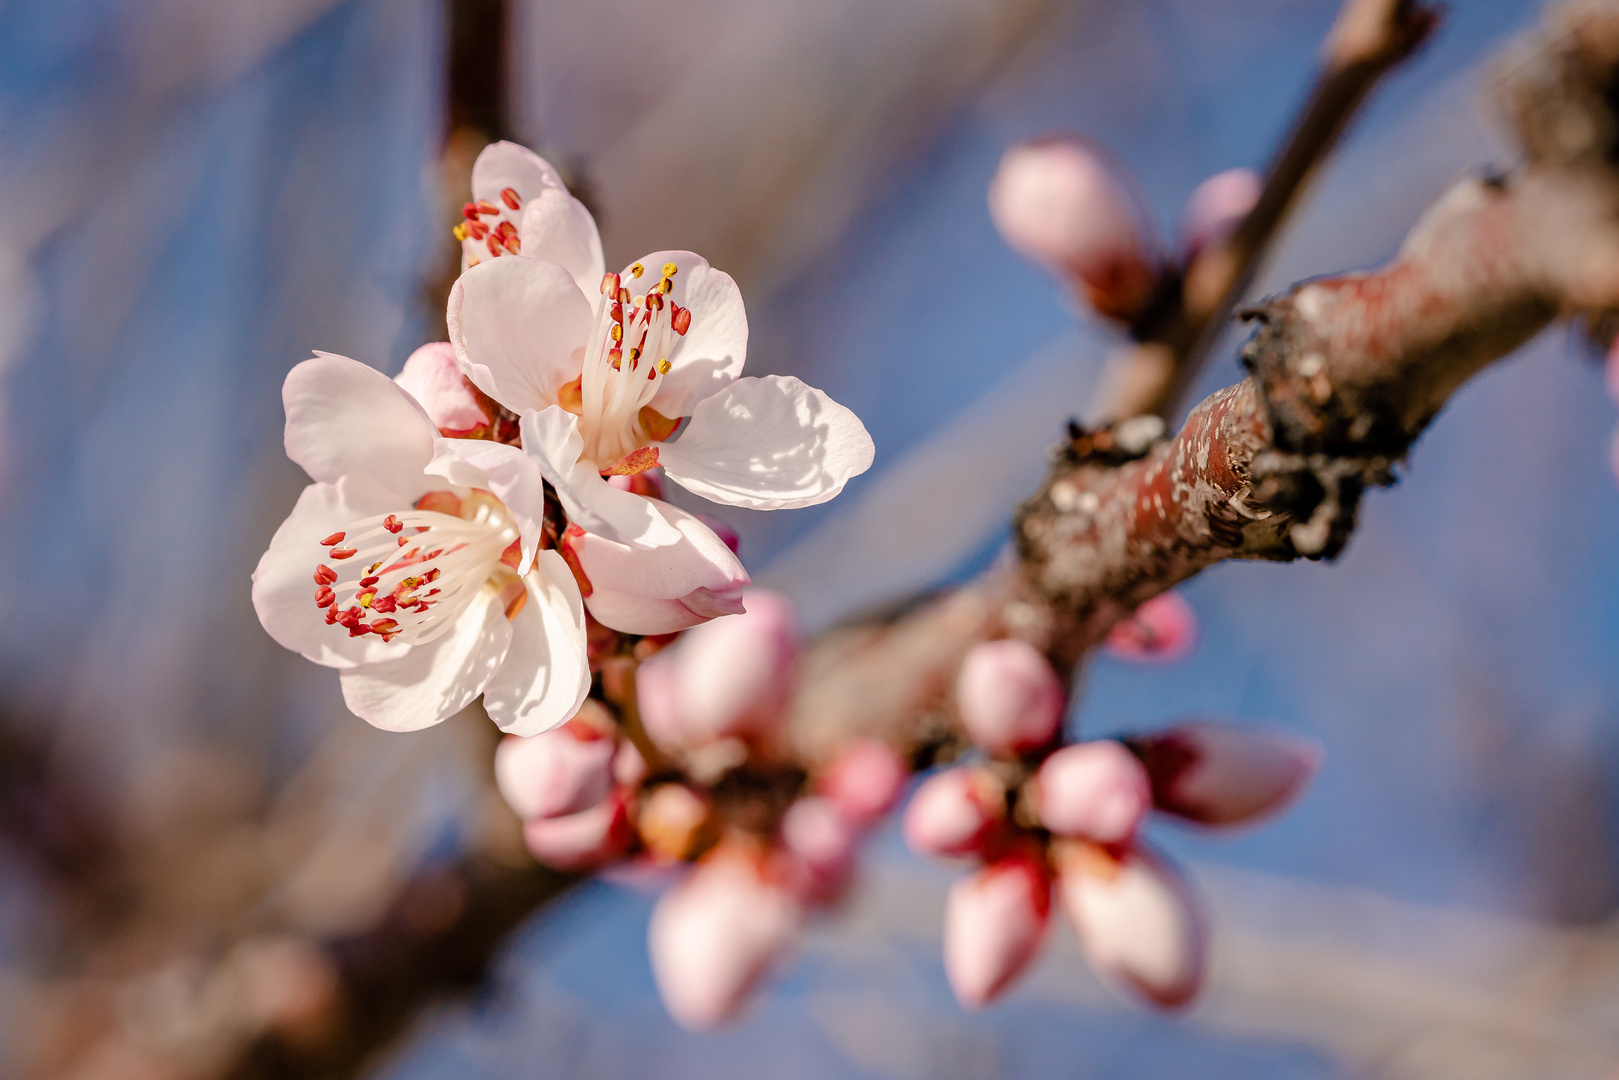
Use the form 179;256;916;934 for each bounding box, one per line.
446;142;875;533
251;353;590;735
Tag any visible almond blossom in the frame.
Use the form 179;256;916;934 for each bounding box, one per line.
445;142;874;542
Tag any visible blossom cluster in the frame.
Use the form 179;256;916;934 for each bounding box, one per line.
253;141;874;737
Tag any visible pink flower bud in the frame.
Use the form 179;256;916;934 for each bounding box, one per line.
695;514;742;556
1131;720;1320;826
1057;841;1205;1009
943;853;1052;1008
1103;591;1197;663
648;845;804;1029
522;792;632;871
394;342;491;435
903;767;1005;857
494;717;616;821
779;795;859;903
1178;168;1261;260
819;739;907;825
639;590;800;748
1035;741;1151;844
988;136;1158;320
956;639;1064;754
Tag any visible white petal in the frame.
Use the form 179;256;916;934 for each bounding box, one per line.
482;551;591;737
520;188;604;298
251;474;415;669
572;499;747;599
626;251;748;417
339;587;513;732
283;353;437;498
584;585;746;636
427;437;546;573
520;406;680;547
448;256;592;414
661;376;874;510
471;140;567;204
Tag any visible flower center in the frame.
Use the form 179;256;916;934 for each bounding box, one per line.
313;489;524;645
573;262;689;469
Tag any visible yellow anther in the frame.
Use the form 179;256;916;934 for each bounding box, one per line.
452;223;468;241
657;359;671;374
630;262;645;278
661;262;678;277
610;324;622;341
659;278;673;294
618;287;631;304
628;347;641;361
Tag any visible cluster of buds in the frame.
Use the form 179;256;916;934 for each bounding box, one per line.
988;134;1260;326
905;636;1319;1009
494;590;908;1028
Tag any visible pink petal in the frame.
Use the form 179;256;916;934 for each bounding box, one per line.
583;585;746;637
518;186;604;297
942;854;1052;1008
820;739;907;826
622;250;748;418
902;767;1004;858
494;719;615;821
987;136;1158;320
955;639;1064;754
1057;841;1205;1009
1035;741;1152;844
283;353;438;500
448;256;593;415
519;406;681;548
394;342;491;435
647;845;803;1029
1103;591;1198;663
522;792;632;871
1131;720;1321;826
778;795;859;903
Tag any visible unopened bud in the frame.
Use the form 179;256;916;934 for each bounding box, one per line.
494;718;616;821
648;844;804;1029
1130;720;1320;826
779;795;859;903
1103;591;1197;663
1179;168;1261;261
522;792;632;871
394;342;491;436
903;767;1005;857
988;136;1159;320
819;739;907;826
1056;840;1205;1009
956;639;1064;754
943;853;1052;1008
1035;741;1151;844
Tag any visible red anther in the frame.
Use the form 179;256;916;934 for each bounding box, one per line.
398;536;409;546
371;618;400;635
427;588;440;596
329;546;358;560
609;348;622;369
462;202;480;221
500;539;523;568
497;220;518;240
610;302;624;324
314;585;335;607
422;567;441;584
337;606;363;627
475;199;500;216
359;575;380;587
371;595;397;613
325;606;339;625
503;234;521;254
467;219;489;240
671;305;691;335
347;622;371;638
486;235;501;257
383;514;403;534
618;287;631;304
645;291;664;311
500;187;522;211
320;531;346;546
314;564;338;585
601;272;620;297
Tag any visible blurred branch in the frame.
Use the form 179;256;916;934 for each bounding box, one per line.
1112;0;1438;422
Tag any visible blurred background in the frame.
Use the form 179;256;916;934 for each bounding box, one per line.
3;0;1619;1077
